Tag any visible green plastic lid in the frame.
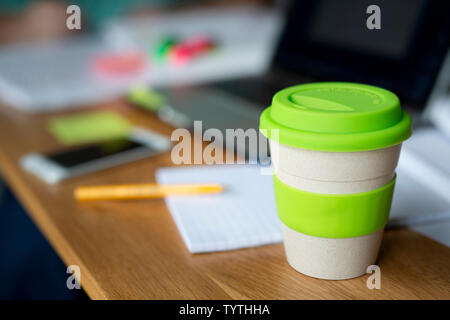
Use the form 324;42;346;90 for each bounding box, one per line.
259;82;412;152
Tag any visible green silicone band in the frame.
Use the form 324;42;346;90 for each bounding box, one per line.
273;174;396;238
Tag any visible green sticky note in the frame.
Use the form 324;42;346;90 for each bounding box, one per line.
48;111;132;145
128;86;166;112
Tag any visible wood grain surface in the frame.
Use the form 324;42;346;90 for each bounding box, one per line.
0;100;449;299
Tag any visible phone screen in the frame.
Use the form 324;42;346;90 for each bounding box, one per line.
47;138;149;168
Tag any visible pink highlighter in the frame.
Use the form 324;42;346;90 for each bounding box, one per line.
169;36;215;66
91;52;147;76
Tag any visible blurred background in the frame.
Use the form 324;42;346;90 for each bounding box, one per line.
0;0;449;299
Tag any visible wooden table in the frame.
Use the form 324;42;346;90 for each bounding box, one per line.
0;100;449;300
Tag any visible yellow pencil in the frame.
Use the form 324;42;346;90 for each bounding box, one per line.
74;183;224;201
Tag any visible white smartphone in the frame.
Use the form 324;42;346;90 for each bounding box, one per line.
20;128;171;184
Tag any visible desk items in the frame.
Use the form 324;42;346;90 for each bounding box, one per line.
0;7;281;112
394;128;450;203
391;127;450;246
75;183;223;201
152;130;450;255
169;36;216;66
153;35;215;66
152;143;447;255
128;86;166;112
47;111;132;145
23;112;171;183
155;165;283;253
260;82;412;280
102;6;282;87
153;36;178;62
127;86;190;127
0;37;149;111
91;51;147;76
22;128;171;184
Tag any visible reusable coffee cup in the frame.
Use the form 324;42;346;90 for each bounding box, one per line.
259;82;412;280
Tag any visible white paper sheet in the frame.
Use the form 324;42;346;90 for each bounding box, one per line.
156;165;282;253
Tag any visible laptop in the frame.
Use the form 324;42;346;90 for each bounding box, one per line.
158;0;449;152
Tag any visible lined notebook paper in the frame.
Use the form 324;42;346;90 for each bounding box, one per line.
155;165;282;253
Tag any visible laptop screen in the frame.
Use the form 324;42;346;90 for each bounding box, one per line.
273;0;450;107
